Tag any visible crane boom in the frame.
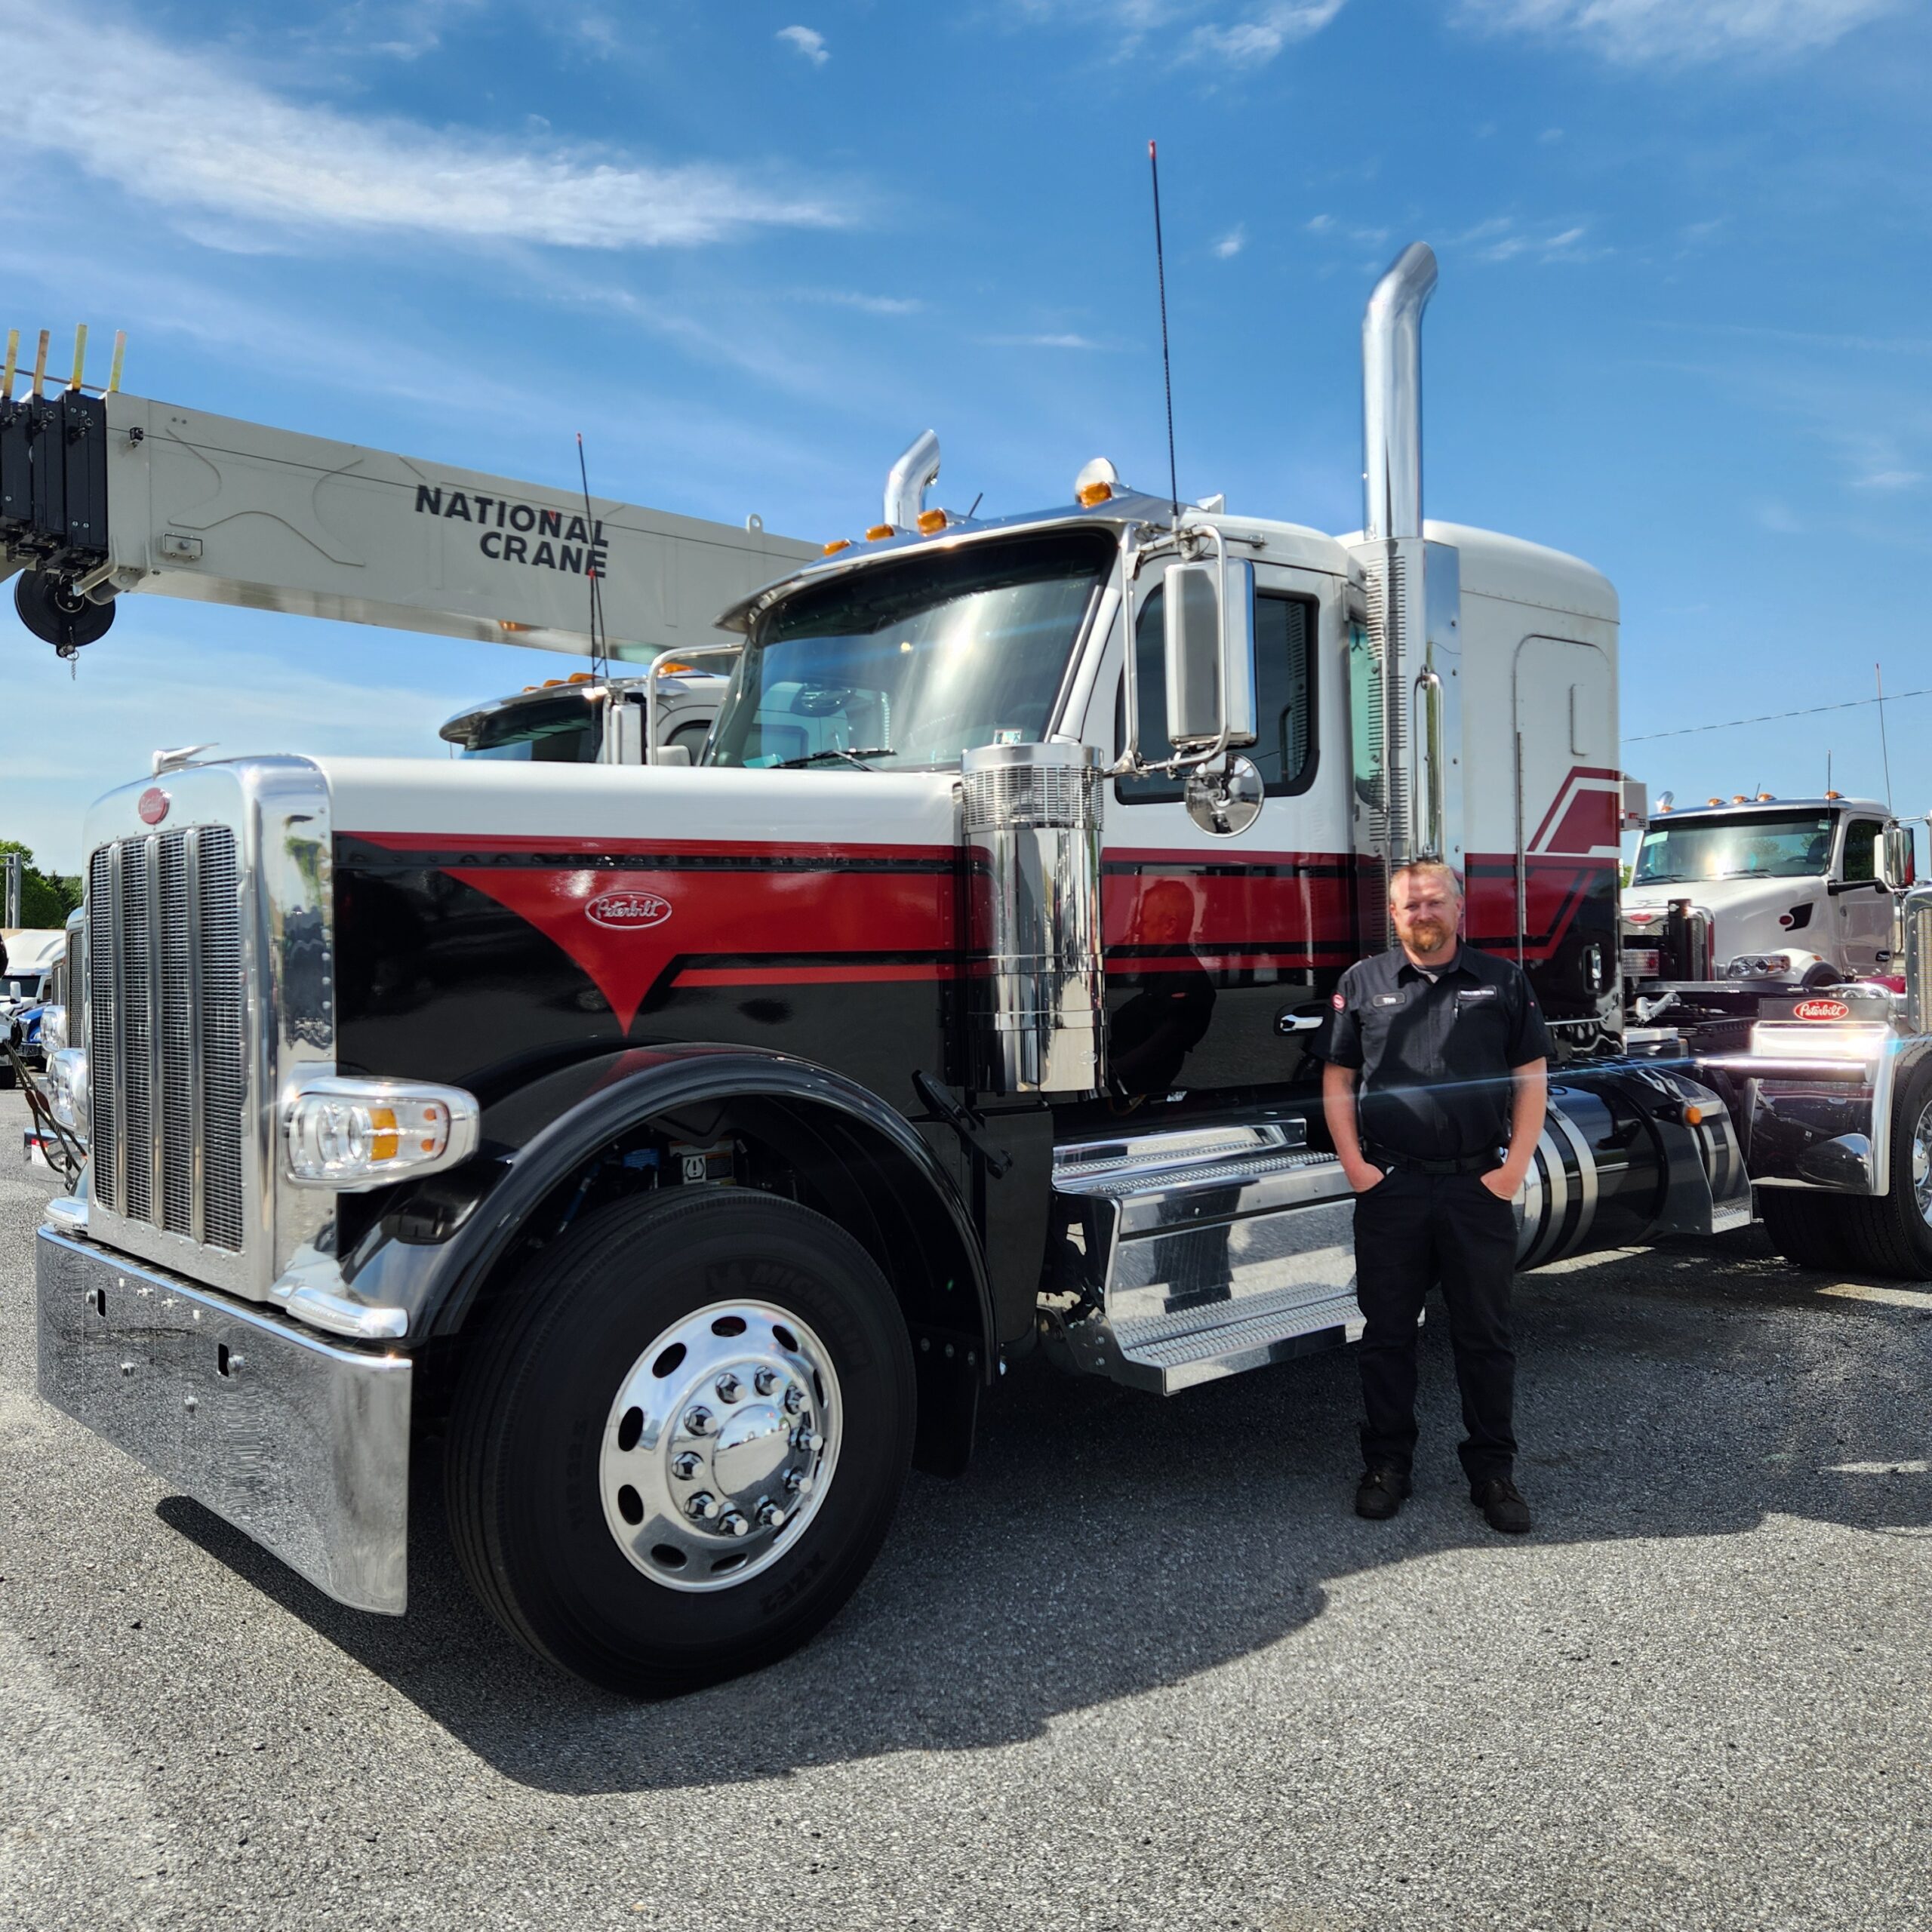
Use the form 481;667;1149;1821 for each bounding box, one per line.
0;387;816;659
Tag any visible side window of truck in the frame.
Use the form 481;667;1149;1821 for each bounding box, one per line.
1843;820;1882;883
1116;584;1317;803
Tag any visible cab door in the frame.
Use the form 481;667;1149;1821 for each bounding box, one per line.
1835;816;1893;974
1088;556;1354;1100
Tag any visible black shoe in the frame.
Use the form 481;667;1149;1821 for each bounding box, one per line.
1355;1467;1412;1520
1472;1476;1531;1534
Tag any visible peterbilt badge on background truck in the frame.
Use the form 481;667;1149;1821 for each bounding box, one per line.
35;242;1932;1695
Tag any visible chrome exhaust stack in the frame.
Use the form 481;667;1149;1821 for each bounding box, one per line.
882;429;941;533
1347;244;1461;923
1361;243;1436;543
961;740;1105;1095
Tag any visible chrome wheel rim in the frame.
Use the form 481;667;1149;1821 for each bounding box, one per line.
599;1300;841;1593
1912;1101;1932;1229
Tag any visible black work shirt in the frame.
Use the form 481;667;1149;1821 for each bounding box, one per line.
1312;945;1550;1161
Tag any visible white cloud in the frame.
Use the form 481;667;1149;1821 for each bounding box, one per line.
777;24;829;65
1214;226;1247;258
793;288;924;316
1455;215;1599;263
981;333;1109;350
1005;0;1348;63
1190;0;1348;62
1457;0;1900;63
1;0;849;250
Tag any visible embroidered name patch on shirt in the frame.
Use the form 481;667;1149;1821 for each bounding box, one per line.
1457;986;1500;1003
1374;993;1402;1007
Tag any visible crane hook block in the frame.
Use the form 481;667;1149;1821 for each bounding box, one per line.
15;569;115;655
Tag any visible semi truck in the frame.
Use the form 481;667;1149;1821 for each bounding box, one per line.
1624;791;1918;984
23;242;1932;1697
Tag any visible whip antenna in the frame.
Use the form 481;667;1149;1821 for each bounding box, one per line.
576;432;608;684
1877;662;1894;809
1148;139;1180;525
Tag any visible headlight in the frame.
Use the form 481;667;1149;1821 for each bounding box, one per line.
284;1075;479;1190
1726;953;1792;978
47;1048;88;1132
39;1004;66;1052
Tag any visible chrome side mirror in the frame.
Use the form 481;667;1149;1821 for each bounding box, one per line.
1882;823;1915;892
1161;559;1257;754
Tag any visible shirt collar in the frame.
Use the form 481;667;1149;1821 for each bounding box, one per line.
1396;946;1469;983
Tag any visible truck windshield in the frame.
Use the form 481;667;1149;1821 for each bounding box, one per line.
1633;812;1834;885
453;693;603;763
708;530;1114;770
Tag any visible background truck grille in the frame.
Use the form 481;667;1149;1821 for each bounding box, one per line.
88;827;247;1251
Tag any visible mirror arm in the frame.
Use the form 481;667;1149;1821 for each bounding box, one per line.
642;641;743;764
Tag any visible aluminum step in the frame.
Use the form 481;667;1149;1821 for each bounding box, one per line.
1043;1122;1362;1395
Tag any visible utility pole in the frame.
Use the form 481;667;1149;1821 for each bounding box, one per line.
4;852;21;928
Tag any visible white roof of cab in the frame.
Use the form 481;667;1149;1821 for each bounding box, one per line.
1425;521;1618;624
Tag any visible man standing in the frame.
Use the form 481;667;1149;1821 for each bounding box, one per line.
1315;861;1549;1534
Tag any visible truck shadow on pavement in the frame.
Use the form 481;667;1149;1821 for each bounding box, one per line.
160;1227;1932;1794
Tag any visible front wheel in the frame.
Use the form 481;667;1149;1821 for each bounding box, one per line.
446;1187;915;1695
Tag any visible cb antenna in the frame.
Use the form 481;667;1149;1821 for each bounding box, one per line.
1876;661;1894;809
1148;139;1180;526
576;432;609;684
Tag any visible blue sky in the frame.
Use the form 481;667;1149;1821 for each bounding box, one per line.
2;0;1928;872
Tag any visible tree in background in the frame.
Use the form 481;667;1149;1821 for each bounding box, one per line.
0;840;82;928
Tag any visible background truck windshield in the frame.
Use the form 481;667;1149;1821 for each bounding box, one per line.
708;530;1113;770
1633;812;1835;885
454;692;603;762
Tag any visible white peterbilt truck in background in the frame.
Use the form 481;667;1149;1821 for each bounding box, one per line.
15;242;1932;1697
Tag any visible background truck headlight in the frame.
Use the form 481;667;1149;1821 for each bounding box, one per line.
284;1075;480;1189
47;1048;88;1131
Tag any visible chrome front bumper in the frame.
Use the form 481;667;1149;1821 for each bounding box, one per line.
35;1226;411;1614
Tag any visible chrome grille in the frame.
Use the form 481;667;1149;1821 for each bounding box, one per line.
88;827;245;1251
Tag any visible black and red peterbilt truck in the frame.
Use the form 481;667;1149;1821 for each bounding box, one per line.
43;243;1924;1695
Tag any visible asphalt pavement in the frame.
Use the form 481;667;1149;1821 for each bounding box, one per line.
4;1082;1931;1931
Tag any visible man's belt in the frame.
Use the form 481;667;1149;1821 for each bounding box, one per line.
1364;1143;1502;1177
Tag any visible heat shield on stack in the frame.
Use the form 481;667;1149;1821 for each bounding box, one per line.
961;741;1105;1096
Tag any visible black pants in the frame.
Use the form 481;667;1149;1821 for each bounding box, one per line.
1352;1168;1519;1484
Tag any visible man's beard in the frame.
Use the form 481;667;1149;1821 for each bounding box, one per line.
1404;917;1452;953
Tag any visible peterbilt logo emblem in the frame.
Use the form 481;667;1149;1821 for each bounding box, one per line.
1793;998;1850;1021
137;787;170;826
586;891;672;931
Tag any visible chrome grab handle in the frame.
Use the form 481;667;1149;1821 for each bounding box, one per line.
1410;666;1444;860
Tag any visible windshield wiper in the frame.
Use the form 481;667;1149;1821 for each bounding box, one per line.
775;746;895;771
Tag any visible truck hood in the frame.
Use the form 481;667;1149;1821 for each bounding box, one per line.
1624;873;1826;965
314;756;962;848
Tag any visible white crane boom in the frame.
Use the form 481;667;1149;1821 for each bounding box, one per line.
0;386;817;659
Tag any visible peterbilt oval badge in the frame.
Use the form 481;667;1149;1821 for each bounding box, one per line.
137;787;170;826
586;891;672;931
1793;998;1850;1021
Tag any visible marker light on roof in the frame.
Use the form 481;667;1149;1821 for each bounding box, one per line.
1076;481;1114;506
865;524;894;541
820;538;853;555
916;509;949;535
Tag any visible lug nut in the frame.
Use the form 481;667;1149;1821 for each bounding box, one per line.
717;1510;750;1539
715;1372;742;1404
685;1491;717;1521
755;1499;787;1530
782;1386;804;1415
792;1425;817;1454
671;1451;701;1481
783;1467;803;1496
684;1406;713;1437
753;1367;779;1397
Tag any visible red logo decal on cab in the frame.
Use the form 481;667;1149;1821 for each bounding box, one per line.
137;787;170;826
586;891;672;931
1792;998;1850;1022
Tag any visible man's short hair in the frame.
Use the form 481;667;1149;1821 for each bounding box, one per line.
1388;859;1463;902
